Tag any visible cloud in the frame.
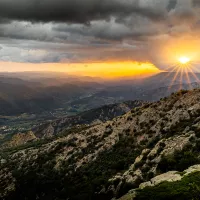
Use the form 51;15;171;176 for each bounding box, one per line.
0;0;168;24
53;16;162;41
0;0;200;69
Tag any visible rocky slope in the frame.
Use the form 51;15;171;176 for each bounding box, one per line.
119;167;200;200
1;89;200;199
1;131;37;149
32;100;144;138
0;100;145;148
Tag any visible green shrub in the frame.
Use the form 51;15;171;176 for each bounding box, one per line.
135;172;200;200
157;150;200;173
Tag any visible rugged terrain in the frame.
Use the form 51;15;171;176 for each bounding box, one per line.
0;100;144;148
33;100;144;138
1;89;200;199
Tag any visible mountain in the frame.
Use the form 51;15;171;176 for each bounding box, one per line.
140;82;200;101
0;77;102;115
127;72;200;89
1;72;200;116
84;81;200;103
1;89;200;199
0;72;104;85
0;76;42;87
32;100;145;138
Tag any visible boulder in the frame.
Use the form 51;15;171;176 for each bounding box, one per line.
151;171;181;185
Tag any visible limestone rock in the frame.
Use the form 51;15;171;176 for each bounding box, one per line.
183;165;200;176
151;171;181;185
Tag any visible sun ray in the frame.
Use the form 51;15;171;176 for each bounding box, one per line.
189;64;200;73
168;66;182;90
189;70;200;83
165;64;178;72
161;65;180;82
186;64;199;80
165;55;200;92
184;67;193;90
179;66;184;90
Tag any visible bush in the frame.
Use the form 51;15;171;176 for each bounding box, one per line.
135;172;200;200
146;136;160;149
135;160;145;169
157;150;200;173
146;172;154;180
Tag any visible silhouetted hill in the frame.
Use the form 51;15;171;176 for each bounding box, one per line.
0;78;99;115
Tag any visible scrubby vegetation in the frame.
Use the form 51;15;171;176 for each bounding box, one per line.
1;136;142;200
157;146;200;173
2;89;200;200
135;172;200;200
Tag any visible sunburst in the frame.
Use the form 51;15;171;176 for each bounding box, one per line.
164;56;200;91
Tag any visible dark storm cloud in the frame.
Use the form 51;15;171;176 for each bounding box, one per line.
0;0;196;42
0;18;10;24
193;0;200;6
0;0;167;24
0;0;200;67
168;0;198;25
53;17;161;41
0;16;163;43
167;0;177;11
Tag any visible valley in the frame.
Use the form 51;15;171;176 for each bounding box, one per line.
1;72;200;136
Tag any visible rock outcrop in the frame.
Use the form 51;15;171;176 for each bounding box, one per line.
3;131;37;148
119;164;200;200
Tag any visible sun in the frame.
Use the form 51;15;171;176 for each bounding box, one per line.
178;56;190;64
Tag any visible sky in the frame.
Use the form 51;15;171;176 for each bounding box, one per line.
0;0;200;78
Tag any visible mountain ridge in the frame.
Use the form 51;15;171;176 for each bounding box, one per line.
1;89;200;199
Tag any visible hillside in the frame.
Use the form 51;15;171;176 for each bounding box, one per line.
33;100;145;138
120;169;200;200
141;82;200;101
0;100;145;147
76;81;200;105
1;89;200;199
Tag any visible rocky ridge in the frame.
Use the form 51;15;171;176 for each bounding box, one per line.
1;89;200;199
32;100;145;138
0;100;144;148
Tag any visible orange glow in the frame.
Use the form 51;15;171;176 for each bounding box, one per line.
0;61;160;79
66;62;160;79
157;37;200;64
